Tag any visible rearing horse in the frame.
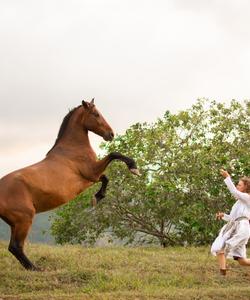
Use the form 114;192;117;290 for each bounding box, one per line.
0;99;140;270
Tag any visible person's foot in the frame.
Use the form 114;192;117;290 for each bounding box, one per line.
220;269;227;276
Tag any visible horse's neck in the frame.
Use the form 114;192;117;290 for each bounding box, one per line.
51;130;96;160
49;113;97;160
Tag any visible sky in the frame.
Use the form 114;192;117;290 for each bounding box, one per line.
0;0;250;177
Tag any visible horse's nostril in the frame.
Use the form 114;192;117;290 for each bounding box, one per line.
104;132;114;141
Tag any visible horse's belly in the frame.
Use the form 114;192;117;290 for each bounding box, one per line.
0;161;95;215
23;170;93;213
34;178;93;213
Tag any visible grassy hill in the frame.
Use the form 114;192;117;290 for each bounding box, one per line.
0;243;250;299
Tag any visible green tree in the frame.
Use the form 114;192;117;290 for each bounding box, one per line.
51;99;250;246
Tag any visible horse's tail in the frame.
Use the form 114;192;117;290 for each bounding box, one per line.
0;195;4;221
0;200;10;226
0;180;7;223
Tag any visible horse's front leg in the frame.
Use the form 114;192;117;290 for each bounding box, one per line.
92;174;109;206
95;152;141;176
91;152;140;206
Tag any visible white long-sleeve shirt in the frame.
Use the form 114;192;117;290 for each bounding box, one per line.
222;176;250;222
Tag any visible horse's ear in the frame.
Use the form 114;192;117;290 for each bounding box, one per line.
90;98;95;105
82;100;89;109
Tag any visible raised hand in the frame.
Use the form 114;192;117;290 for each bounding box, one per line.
216;212;224;220
220;169;230;178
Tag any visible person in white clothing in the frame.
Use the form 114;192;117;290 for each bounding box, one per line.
211;169;250;276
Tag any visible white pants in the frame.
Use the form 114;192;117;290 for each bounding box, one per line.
211;219;250;258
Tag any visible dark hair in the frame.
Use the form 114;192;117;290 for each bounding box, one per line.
46;106;81;155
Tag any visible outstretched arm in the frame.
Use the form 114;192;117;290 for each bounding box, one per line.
222;213;231;222
220;169;250;204
224;176;250;204
216;211;231;222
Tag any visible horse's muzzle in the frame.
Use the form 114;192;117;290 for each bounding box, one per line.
104;132;114;141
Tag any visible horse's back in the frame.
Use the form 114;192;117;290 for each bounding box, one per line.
0;158;92;214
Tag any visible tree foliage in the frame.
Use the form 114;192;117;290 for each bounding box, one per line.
51;99;250;246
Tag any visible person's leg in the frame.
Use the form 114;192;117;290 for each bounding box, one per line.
230;239;250;266
216;251;227;275
237;258;250;266
223;222;250;271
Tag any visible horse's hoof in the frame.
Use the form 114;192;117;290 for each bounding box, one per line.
130;168;141;176
29;265;42;272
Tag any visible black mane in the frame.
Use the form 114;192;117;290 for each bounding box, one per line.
46;106;81;155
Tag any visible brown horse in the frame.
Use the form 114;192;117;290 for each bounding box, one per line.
0;99;140;270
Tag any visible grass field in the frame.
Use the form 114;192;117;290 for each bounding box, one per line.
0;242;250;300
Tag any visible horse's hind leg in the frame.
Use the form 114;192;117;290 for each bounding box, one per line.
8;219;37;270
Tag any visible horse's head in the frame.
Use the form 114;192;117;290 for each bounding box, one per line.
81;99;114;141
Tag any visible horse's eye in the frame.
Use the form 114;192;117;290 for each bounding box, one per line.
93;112;99;117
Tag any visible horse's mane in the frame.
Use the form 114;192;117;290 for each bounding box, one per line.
46;105;81;155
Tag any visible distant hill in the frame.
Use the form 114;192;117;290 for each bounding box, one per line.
0;211;55;244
